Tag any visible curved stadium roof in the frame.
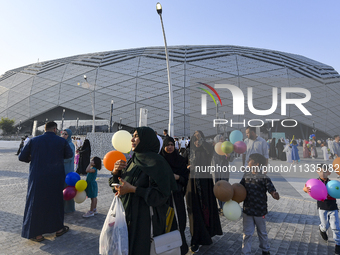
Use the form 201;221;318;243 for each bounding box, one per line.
0;45;339;137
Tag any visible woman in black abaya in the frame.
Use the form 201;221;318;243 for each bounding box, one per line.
185;130;222;253
160;136;189;255
276;139;286;161
76;139;91;175
269;138;277;159
109;127;177;255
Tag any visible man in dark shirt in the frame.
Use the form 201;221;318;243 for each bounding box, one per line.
240;153;279;255
303;164;340;255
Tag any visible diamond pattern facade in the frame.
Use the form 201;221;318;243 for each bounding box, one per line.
0;45;339;137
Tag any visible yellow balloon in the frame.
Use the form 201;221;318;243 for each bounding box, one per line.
112;130;132;153
75;180;87;192
214;142;225;155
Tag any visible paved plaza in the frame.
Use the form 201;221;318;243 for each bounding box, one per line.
0;141;338;254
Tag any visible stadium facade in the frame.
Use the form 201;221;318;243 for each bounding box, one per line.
0;45;339;138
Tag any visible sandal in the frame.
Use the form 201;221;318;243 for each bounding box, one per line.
56;226;69;237
31;236;45;242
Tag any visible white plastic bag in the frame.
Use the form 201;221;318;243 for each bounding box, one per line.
99;195;129;255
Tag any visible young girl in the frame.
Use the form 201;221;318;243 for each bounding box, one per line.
74;150;80;171
83;156;101;217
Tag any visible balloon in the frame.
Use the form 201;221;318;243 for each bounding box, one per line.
231;183;247;203
305;179;327;201
333;158;340;175
223;200;242;221
229;130;243;144
304;140;309;144
112;130;132;153
213;180;233;202
65;172;80;186
214;142;225;155
63;186;77;200
75;180;87;192
233;141;247;154
103;150;126;171
74;191;87;203
326;180;340;199
221;141;234;154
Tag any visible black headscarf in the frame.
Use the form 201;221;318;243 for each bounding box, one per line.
160;136;187;175
128;127;177;197
190;130;212;165
81;139;91;154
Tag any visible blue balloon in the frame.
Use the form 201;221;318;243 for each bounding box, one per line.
326;180;340;199
65;172;81;186
229;130;243;144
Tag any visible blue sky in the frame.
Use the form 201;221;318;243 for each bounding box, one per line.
1;0;339;76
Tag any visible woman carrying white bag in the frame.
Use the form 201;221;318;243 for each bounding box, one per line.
108;127;178;255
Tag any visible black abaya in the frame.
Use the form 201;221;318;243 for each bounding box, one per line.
161;137;190;255
276;140;286;161
76;139;91;175
186;131;223;247
269;138;277;159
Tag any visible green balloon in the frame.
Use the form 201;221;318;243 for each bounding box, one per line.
221;141;234;154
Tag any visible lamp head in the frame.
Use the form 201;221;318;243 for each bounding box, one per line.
83;75;87;80
156;2;162;15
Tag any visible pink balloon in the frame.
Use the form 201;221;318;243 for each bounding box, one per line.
305;179;327;201
63;186;77;201
233;141;247;154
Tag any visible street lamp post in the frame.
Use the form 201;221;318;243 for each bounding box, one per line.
84;75;95;133
156;2;174;137
109;100;114;133
119;118;122;130
76;117;79;135
61;109;65;132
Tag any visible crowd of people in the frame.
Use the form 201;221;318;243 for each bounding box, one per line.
17;123;340;255
266;135;340;164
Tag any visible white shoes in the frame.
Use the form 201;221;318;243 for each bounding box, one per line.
82;211;94;217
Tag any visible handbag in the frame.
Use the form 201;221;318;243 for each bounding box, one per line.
150;193;182;255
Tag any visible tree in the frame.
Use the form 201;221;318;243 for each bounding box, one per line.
0;117;15;135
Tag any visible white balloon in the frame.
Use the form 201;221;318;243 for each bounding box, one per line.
112;130;132;153
223;200;242;221
74;191;86;204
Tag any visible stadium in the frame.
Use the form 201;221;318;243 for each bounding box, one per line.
0;45;339;138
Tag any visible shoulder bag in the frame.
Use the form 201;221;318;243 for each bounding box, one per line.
150;193;182;255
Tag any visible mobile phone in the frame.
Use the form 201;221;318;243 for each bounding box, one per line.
110;183;121;187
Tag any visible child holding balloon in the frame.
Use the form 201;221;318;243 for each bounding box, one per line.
303;164;340;254
240;153;279;255
83;156;102;218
